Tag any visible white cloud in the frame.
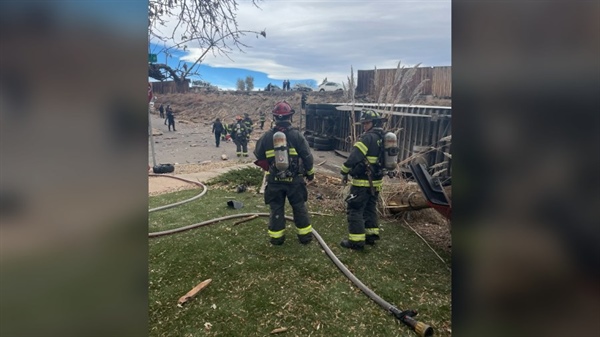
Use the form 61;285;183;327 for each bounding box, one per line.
153;0;451;85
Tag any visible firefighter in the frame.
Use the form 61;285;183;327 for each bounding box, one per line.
222;122;230;141
243;113;254;141
339;109;387;250
258;111;266;130
232;115;249;157
253;101;315;245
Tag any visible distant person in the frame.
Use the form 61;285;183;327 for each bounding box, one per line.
222;122;230;141
212;118;224;147
232;115;249;157
253;101;315;245
158;103;164;118
243;113;254;135
258;111;266;130
164;105;172;125
166;106;176;131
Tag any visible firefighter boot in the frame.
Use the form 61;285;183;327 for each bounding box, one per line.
366;234;380;245
298;233;313;245
270;236;285;246
340;239;365;250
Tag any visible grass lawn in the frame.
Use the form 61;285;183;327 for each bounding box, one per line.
149;168;451;336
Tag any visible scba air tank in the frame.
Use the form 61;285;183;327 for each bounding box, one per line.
383;132;399;170
273;131;289;171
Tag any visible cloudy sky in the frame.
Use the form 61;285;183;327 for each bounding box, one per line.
149;0;451;90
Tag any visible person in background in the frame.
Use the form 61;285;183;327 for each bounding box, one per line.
222;121;230;142
339;110;387;250
253;101;315;246
164;104;172;125
166;105;176;131
158;103;164;119
258;110;266;130
243;113;254;137
232;115;249;157
212;118;224;147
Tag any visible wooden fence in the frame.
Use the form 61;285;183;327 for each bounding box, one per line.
356;66;451;99
150;80;190;95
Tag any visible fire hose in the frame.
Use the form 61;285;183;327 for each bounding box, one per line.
149;175;434;336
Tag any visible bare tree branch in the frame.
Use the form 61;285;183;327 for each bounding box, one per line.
148;0;266;83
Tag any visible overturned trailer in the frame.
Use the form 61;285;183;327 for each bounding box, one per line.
302;103;452;180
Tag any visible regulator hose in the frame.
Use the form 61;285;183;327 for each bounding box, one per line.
149;175;434;336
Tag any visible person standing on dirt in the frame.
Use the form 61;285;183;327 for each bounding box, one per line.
232;115;249;157
212;118;224;147
339;109;387;250
253;101;315;246
243;113;254;139
158;103;165;119
164;104;172;125
166;106;176;131
258;111;266;130
222;122;230;142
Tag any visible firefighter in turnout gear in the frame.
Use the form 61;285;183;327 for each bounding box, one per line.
243;113;254;143
254;101;315;245
339;109;387;250
232;116;250;157
258;111;266;130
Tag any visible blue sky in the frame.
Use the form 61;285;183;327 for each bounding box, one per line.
149;0;451;91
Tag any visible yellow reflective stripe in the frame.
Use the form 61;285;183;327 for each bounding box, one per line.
351;179;383;187
341;164;350;174
306;168;315;175
289;148;298;156
266;150;275;158
349;233;365;241
354;142;368;155
297;225;312;235
365;228;379;235
366;156;378;164
268;229;285;238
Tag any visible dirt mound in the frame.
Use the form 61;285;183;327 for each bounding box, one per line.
155;91;350;127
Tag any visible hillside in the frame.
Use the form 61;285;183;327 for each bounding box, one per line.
154;90;450;127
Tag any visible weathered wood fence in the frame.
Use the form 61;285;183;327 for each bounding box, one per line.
356;66;451;99
150;80;190;95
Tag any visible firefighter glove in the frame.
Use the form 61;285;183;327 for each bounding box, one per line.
341;174;348;185
306;173;314;182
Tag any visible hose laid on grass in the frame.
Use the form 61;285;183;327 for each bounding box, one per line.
148;174;208;213
311;230;433;337
149;174;434;336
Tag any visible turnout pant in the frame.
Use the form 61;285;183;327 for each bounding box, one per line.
264;182;312;240
234;139;248;157
345;185;379;243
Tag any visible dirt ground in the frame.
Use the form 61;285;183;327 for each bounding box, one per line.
148;92;451;253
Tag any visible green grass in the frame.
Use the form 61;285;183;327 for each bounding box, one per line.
149;172;451;337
